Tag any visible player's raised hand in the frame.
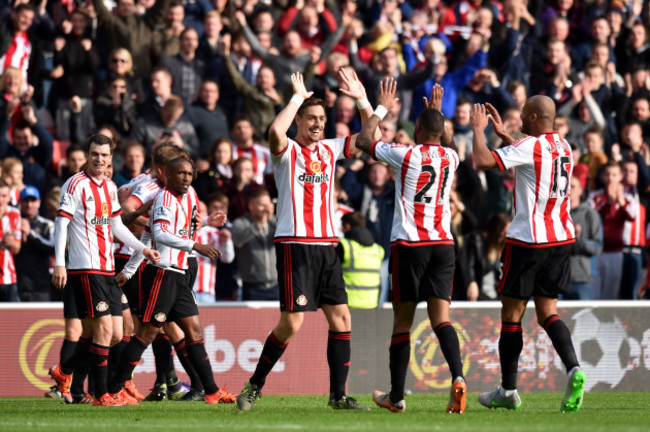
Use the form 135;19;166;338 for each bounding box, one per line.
423;83;444;111
377;78;398;111
485;103;506;136
470;104;489;132
193;243;222;260
208;210;227;228
338;67;366;101
115;272;128;287
290;72;313;100
143;248;161;265
52;266;67;290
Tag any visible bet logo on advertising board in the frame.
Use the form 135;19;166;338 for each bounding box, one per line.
19;319;64;391
409;320;470;389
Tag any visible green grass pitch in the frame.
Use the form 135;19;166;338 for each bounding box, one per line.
1;393;648;432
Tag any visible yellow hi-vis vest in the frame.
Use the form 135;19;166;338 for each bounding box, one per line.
340;238;384;309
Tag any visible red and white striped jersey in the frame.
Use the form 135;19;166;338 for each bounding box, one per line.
150;186;200;269
114;178;164;258
372;141;458;245
492;133;576;247
334;203;354;238
0;32;31;88
0;206;21;284
120;172;152;191
192;226;235;296
622;186;645;247
272;137;352;243
233;143;273;185
57;171;122;273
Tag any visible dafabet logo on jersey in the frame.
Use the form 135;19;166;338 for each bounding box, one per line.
19;319;64;391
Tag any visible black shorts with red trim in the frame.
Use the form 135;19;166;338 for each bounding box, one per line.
186;256;198;288
115;256;141;314
276;243;347;312
66;272;122;319
497;242;571;300
389;243;455;303
139;265;198;328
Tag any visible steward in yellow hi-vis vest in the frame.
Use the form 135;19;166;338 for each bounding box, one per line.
336;212;384;309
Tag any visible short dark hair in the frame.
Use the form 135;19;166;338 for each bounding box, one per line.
152;143;181;169
230;114;253;130
249;187;270;201
166;156;192;172
87;134;114;154
342;211;366;229
297;97;326;117
13;4;34;15
0;179;8;189
206;191;229;208
66;143;85;158
12;120;32;134
583;125;603;140
417;108;445;135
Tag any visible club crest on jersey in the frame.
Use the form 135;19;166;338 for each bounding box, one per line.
309;160;323;173
60;194;71;207
121;294;128;304
296;295;308;306
96;301;108;312
155;312;167;322
319;148;331;160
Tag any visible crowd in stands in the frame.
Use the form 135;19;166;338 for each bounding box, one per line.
0;0;649;304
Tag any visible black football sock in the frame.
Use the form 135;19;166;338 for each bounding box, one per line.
434;322;464;380
70;338;92;395
542;315;580;372
250;331;288;389
60;339;77;365
327;331;351;400
185;340;218;395
152;335;172;385
173;339;203;392
109;336;148;394
388;332;410;402
108;336;129;384
89;343;110;398
61;336;91;376
499;322;523;390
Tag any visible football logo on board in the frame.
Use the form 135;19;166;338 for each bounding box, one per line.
96;302;109;312
296;295;308;306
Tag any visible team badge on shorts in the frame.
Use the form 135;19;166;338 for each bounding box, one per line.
96;301;109;312
121;294;128;304
155;312;167;323
296;295;308;306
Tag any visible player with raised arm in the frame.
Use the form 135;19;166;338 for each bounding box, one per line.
471;97;585;413
354;82;467;414
236;70;379;411
49;134;161;407
108;157;234;405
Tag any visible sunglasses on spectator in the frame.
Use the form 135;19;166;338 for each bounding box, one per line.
111;58;128;64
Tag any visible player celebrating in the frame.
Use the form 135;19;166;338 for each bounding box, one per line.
355;82;467;413
108;157;232;405
471;98;585;412
50;134;160;407
236;71;378;411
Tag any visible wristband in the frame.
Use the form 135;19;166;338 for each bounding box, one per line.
356;97;370;110
373;105;388;120
290;94;305;106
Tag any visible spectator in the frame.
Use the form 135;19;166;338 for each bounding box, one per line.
589;161;636;299
558;75;607;151
336;211;384;309
113;142;146;187
159;27;205;106
0;105;53;195
2;157;23;207
0;179;21;301
49;143;86;189
566;175;602;300
0;67;35;132
196;11;224;63
158;0;186;58
14;185;54;302
231;188;278;301
193;200;235;303
620;161;646;299
139;66;174;117
221;156;263;220
230;115;273;186
101;47;146;106
94;76;138;137
194;137;233;201
204;191;239;301
93;0;169;79
190;79;229;159
578;126;608;191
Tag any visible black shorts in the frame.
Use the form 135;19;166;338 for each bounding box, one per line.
63;282;77;319
139;265;199;327
389;243;455;303
498;243;571;300
186;256;198;288
276;243;347;312
115;256;144;314
65;273;123;319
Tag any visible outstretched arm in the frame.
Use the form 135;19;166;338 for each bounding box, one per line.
338;68;381;155
355;79;399;156
470;104;497;170
485;103;515;146
268;73;313;155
